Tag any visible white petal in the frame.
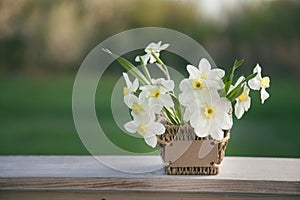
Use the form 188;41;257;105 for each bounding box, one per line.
198;58;211;73
146;122;165;137
178;91;196;106
199;89;212;105
156;41;162;47
138;90;148;100
236;76;245;86
134;55;140;62
160;43;170;50
190;110;200;129
243;96;251;112
234;101;244;119
204;80;221;90
212;68;225;79
149;53;159;63
248;78;261;90
210;127;224;140
123;73;131;88
183;107;193;121
193;119;210;138
217;80;225;89
222;113;233;129
260;87;270;104
228;85;235;94
141;54;151;64
190;111;211;137
145;42;157;52
213;97;231;113
214;107;232;129
124;94;138;108
194;128;209;138
179;79;191;91
161;80;174;91
144;135;157;148
214;98;232;126
245;85;250;94
149;104;163;114
253;64;262;79
159;94;174;108
221;97;232;112
187;65;200;79
207;69;225;81
132;109;156;124
151;78;161;85
135;54;149;64
123;95;130;107
131;78;139;92
124;121;137;133
228;76;244;94
132;111;155;124
139;83;151;91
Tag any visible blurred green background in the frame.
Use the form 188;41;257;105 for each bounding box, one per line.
0;0;299;157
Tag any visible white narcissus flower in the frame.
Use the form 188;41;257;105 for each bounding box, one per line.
229;76;251;119
123;72;139;97
187;58;225;89
248;64;270;104
189;90;233;140
124;119;165;148
124;94;162;122
178;58;225;106
135;41;169;64
178;79;216;107
140;78;174;108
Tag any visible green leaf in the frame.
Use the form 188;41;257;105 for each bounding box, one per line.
218;88;227;97
163;107;178;124
102;48;149;85
244;72;257;83
224;79;232;93
226;72;257;101
223;59;245;93
227;86;243;101
170;94;182;124
234;59;245;69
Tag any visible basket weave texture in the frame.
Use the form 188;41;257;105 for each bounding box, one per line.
157;124;230;175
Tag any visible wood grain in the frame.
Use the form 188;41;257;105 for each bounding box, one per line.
0;156;299;198
1;191;299;200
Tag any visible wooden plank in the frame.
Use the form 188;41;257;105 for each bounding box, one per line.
0;177;299;195
0;156;299;196
1;191;299;200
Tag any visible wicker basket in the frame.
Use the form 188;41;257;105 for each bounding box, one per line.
157;124;230;175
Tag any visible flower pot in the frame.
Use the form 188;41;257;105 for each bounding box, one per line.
157;125;230;175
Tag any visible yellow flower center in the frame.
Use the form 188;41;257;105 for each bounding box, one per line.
149;88;160;98
192;79;203;90
238;91;249;102
204;105;215;119
132;102;142;112
201;73;208;80
137;125;146;136
261;77;270;88
123;87;130;96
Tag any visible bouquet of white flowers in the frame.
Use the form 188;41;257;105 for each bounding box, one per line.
103;41;270;175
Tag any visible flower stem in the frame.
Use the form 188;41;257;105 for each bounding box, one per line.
151;50;171;80
139;56;152;84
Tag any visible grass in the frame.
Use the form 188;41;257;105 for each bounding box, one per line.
0;74;299;157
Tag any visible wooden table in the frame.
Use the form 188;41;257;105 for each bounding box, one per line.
0;156;299;199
